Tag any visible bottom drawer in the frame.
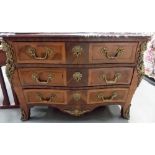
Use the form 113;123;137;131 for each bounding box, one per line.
23;88;129;105
23;89;67;105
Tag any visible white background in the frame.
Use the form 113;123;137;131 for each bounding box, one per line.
0;0;155;155
0;0;155;32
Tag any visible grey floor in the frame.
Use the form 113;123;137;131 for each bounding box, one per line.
0;106;127;123
0;79;155;123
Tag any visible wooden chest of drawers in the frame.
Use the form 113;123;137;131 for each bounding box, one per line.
0;33;150;120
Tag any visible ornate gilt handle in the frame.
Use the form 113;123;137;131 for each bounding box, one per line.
97;92;117;101
37;93;56;103
100;47;124;59
100;73;121;84
27;46;55;60
32;73;55;84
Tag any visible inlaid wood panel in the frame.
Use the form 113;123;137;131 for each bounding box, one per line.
88;67;134;86
18;68;67;86
87;88;129;104
89;42;138;64
12;42;66;64
24;89;67;105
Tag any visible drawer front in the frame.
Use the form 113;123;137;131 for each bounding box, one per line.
18;68;67;86
89;42;138;63
88;67;133;86
13;42;66;64
87;88;128;104
23;88;128;105
24;89;67;104
12;42;138;64
18;67;133;87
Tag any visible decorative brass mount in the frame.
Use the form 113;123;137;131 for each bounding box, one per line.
0;39;15;81
32;73;55;84
97;92;117;101
37;93;56;103
63;109;90;116
100;47;124;59
137;42;147;86
72;45;83;58
72;45;83;63
100;73;121;84
27;46;55;60
73;72;82;82
72;92;81;101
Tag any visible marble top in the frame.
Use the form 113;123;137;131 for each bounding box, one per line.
0;32;154;38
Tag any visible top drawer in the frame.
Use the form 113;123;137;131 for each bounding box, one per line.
13;42;66;64
89;42;138;64
12;41;138;64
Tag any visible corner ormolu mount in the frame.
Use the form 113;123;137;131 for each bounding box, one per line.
0;39;15;81
137;41;147;86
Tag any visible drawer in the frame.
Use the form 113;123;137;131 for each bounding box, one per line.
23;89;67;104
89;42;138;63
18;68;67;86
18;67;133;87
13;42;66;64
87;88;128;104
23;88;128;105
88;67;133;86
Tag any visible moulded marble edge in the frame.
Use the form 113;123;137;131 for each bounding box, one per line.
0;32;154;38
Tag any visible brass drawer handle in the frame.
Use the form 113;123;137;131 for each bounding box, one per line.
73;72;82;82
37;93;56;103
100;73;121;84
32;73;55;84
100;47;124;59
97;92;117;101
27;47;55;60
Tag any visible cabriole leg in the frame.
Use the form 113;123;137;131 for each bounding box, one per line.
21;107;30;121
121;104;131;120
